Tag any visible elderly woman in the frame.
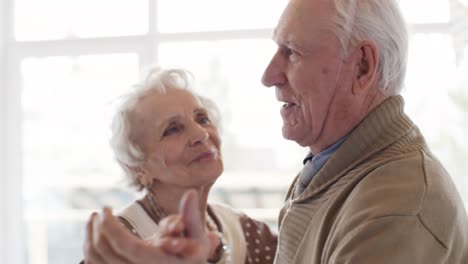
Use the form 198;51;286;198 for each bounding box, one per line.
82;67;277;264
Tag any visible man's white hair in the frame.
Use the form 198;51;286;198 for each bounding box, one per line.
109;67;221;190
331;0;408;95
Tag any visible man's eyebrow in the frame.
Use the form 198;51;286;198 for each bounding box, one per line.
272;28;280;41
271;28;297;47
272;28;278;38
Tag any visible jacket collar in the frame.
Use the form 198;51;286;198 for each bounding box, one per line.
292;95;416;203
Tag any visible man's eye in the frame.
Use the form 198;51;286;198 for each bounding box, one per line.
280;46;300;62
287;49;300;62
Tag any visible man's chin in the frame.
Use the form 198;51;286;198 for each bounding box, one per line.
282;126;307;147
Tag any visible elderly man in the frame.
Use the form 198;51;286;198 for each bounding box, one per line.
260;0;468;263
86;0;468;263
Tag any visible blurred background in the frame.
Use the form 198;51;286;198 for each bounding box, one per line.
0;0;467;263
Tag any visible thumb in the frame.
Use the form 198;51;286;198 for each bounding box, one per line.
179;189;204;239
206;231;221;258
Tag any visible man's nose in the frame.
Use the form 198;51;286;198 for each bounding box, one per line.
261;52;286;88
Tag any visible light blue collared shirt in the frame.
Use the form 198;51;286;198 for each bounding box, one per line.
297;134;349;194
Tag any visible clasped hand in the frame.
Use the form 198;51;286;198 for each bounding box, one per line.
82;190;220;264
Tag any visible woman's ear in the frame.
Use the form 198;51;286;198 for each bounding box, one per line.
127;165;152;187
352;41;379;94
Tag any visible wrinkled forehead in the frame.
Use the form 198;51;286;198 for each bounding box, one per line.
131;89;202;132
139;88;203;117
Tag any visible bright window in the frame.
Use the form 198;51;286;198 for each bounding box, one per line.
2;1;468;263
14;0;148;40
157;0;285;32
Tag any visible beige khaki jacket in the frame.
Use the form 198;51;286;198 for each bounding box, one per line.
275;96;468;264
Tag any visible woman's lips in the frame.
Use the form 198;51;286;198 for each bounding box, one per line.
190;151;216;163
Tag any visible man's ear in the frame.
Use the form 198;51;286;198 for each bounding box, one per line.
352;41;379;94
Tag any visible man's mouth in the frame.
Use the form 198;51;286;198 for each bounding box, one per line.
279;100;301;127
283;102;297;108
281;101;300;108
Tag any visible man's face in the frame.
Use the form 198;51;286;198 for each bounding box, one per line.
261;0;358;153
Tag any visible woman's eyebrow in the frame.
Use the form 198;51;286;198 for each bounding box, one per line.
194;107;208;115
159;115;182;128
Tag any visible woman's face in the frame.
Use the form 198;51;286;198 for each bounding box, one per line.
134;89;223;189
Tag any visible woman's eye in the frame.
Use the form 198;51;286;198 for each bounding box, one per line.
163;126;179;137
198;116;211;124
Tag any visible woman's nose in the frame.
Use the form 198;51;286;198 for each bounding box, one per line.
189;124;209;146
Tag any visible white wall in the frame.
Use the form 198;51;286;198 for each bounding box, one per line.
0;0;7;261
0;0;26;263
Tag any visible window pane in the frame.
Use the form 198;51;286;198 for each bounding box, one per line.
399;0;451;24
459;0;468;7
158;0;286;33
14;0;148;41
449;44;468;207
403;33;468;206
21;54;139;264
404;33;457;133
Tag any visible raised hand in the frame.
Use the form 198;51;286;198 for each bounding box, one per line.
83;190;217;264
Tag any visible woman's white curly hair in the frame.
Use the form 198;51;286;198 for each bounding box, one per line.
109;67;221;190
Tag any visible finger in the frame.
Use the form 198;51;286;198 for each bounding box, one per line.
83;212;97;255
179;190;204;239
159;233;219;258
146;215;185;247
83;212;108;264
97;208;140;263
98;208;168;262
158;237;210;262
159;215;184;237
85;208;134;264
206;231;221;258
158;237;186;255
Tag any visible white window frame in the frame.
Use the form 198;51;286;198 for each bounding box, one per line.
1;0;26;263
0;0;6;261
